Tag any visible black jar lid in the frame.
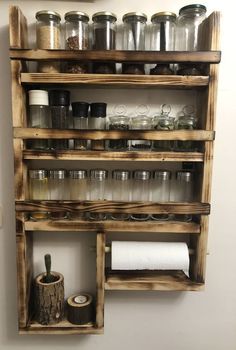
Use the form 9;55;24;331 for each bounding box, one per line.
64;11;89;22
179;4;207;15
92;11;117;22
49;90;70;106
71;102;89;117
90;103;107;118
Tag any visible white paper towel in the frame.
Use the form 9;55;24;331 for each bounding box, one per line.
111;241;190;276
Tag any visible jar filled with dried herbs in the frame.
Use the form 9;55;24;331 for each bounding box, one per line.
65;11;89;74
108;105;130;150
153;104;175;151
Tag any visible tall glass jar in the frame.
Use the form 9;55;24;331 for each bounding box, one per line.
111;170;131;221
108;105;130;150
131;170;151;221
68;170;88;220
150;12;176;75
49;169;67;220
92;12;117;74
89;169;108;221
153;104;175;151
173;170;194;222
175;105;197;151
49;90;70;150
29;169;49;221
35;11;61;73
65;11;89;73
89;103;107;151
28;90;51;150
131;106;153;150
72;102;89;150
122;12;147;74
151;170;171;221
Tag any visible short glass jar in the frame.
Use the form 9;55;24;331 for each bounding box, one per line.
107;106;130;150
72;102;89;150
35;10;61;73
89;169;108;221
65;11;89;73
48;169;67;220
131;106;153;150
29;169;49;220
111;170;131;221
89;102;107;151
68;170;88;220
151;170;171;221
131;170;151;221
175;105;197;151
153;104;175;151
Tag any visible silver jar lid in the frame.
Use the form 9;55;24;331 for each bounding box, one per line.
133;170;151;180
65;11;89;22
151;12;177;22
36;10;61;21
92;11;117;22
29;169;47;180
123;12;147;22
90;169;108;180
68;170;87;179
112;170;130;181
176;171;192;182
49;169;66;179
153;170;171;180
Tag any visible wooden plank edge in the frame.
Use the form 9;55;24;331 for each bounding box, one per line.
19;327;104;335
104;281;204;291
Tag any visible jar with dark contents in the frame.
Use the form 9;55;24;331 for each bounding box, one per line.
48;169;68;220
175;105;197;151
153;104;175;151
89;103;107;151
108;105;130;150
92;12;117;74
65;11;89;73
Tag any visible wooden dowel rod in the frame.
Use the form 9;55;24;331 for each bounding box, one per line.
91;245;195;255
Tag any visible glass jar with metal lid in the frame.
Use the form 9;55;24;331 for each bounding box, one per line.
173;170;194;222
107;105;130;151
150;12;176;75
35;10;61;73
68;170;88;220
131;170;151;221
89;169;108;221
175;105;197;151
111;170;131;221
49;169;67;220
151;170;171;221
72;102;89;150
89;102;107;151
29;169;49;220
153;104;175;151
64;11;89;74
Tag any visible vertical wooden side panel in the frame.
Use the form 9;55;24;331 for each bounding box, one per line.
9;5;28;49
14;139;28;200
96;233;105;329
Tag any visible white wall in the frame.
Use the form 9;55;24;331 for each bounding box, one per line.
0;0;236;349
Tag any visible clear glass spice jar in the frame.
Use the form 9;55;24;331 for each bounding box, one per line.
28;90;51;150
151;170;171;221
89;102;107;151
89;169;108;221
49;169;67;220
111;170;131;221
131;105;153;150
173;170;194;222
35;10;61;73
68;170;88;220
65;11;89;73
29;169;49;221
131;170;151;221
107;105;130;150
49;90;70;150
153;104;175;151
175;105;197;151
72;102;89;150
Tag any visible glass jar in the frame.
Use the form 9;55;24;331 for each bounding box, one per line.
131;106;153;150
28;90;51;150
89;103;107;151
65;11;89;73
122;12;147;75
153;104;175;151
49;90;70;150
29;169;49;220
175;105;197;151
89;169;108;221
111;170;131;221
131;170;151;221
35;10;61;73
108;105;130;150
150;12;176;75
68;170;88;220
173;170;194;222
92;12;117;74
151;170;171;221
49;169;67;220
72;102;89;150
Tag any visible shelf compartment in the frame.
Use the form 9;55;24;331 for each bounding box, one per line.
23;149;204;162
15;201;210;215
20;73;210;88
10;49;221;63
105;270;204;291
24;220;200;234
14;128;215;141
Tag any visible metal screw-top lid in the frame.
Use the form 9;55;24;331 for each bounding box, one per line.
90;103;107;118
49;90;70;106
71;102;89;118
151;12;177;22
29;169;48;180
68;170;87;179
133;170;151;180
112;170;130;181
90;169;108;180
179;4;207;15
36;10;61;21
153;170;171;180
65;11;89;22
92;11;117;22
176;171;193;182
122;12;147;22
49;169;66;179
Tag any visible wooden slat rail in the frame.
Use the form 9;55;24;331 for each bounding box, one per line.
14;128;215;141
15;200;210;215
9;49;221;63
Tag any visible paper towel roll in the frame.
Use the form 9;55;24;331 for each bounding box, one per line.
111;241;189;276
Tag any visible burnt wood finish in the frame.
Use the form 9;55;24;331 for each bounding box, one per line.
96;233;105;329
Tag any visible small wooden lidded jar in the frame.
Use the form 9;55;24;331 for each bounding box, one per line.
34;272;64;325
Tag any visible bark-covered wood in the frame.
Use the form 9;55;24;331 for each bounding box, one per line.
67;294;94;325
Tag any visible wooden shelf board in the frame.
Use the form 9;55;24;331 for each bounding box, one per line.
10;49;221;63
15;200;210;215
20;73;209;88
105;270;204;291
14;128;215;141
23;149;204;162
24;220;200;233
